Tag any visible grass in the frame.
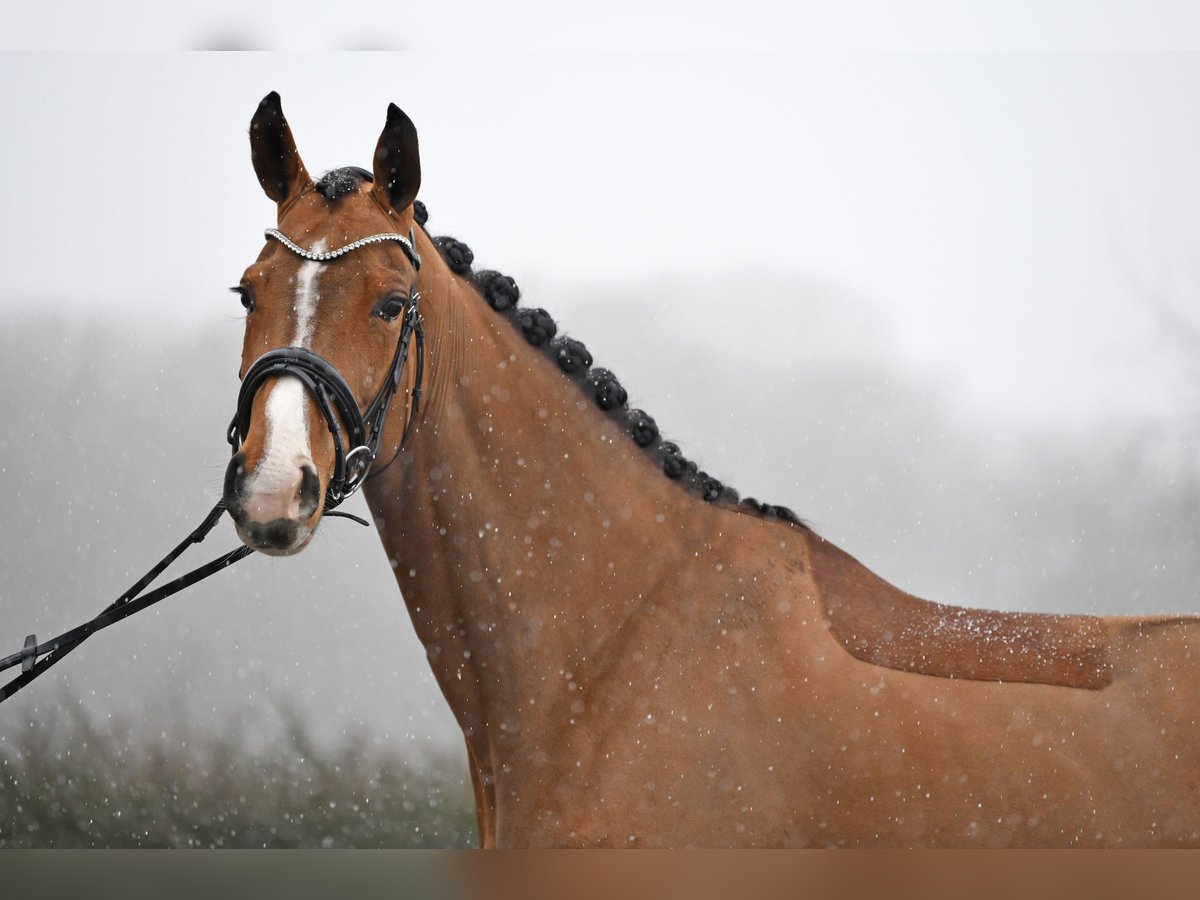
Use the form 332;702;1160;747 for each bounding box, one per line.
0;701;477;848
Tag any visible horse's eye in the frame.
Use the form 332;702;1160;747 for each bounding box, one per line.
230;285;254;312
376;293;407;322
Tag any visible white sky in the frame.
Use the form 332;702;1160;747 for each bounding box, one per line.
7;1;1200;51
3;50;1200;430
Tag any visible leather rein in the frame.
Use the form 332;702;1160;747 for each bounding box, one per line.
0;224;426;703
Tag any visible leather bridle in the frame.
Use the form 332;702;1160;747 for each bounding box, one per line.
227;226;426;512
0;221;429;703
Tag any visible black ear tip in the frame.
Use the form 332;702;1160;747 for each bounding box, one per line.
386;103;415;131
256;92;284;120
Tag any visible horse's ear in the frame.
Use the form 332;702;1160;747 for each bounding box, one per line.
372;103;421;214
249;92;312;204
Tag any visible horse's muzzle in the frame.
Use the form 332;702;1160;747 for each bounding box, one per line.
223;452;321;555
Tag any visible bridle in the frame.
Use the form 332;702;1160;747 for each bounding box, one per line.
227;226;426;512
0;221;429;703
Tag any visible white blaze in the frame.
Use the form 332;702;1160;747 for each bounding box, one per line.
290;252;325;348
248;243;327;514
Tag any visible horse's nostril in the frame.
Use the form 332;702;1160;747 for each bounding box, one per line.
298;464;320;518
224;453;248;518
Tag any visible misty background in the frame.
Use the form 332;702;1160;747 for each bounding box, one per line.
2;51;1200;845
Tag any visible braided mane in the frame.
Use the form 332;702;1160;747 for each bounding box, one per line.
412;199;802;526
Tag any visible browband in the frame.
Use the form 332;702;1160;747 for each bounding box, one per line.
264;227;421;268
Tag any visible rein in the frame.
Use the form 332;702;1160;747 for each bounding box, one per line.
0;223;426;704
0;501;251;703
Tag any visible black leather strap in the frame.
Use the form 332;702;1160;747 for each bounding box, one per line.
0;501;254;704
230;347;367;505
226;291;424;510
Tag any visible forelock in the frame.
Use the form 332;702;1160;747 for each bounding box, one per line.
315;166;373;201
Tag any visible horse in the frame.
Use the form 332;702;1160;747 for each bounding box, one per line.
224;92;1200;848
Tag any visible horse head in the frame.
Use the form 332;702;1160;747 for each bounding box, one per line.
224;92;423;555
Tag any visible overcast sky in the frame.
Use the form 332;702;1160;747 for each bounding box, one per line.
8;1;1200;51
4;51;1200;432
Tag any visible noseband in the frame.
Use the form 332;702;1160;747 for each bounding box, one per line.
227;227;425;512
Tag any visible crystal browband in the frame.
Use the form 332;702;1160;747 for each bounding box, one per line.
264;228;420;268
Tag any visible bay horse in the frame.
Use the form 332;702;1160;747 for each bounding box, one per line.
225;93;1200;848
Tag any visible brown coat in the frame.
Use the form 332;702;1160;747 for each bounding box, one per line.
232;95;1200;847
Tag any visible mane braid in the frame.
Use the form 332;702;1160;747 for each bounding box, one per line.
412;200;803;527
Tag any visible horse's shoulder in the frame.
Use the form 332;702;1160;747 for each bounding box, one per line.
805;536;1112;690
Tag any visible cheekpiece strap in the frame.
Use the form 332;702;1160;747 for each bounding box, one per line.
265;227;421;269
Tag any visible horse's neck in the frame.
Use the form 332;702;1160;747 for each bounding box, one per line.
363;242;714;740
